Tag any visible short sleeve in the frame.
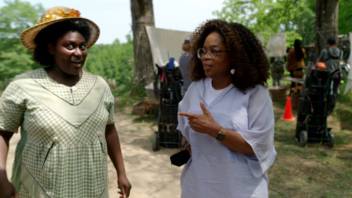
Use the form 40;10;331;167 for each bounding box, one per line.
237;86;276;177
0;82;26;132
105;87;115;125
177;82;196;141
177;101;188;139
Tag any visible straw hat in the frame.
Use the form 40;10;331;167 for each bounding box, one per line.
21;6;100;50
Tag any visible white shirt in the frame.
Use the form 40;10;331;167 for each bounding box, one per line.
203;78;233;105
177;79;276;198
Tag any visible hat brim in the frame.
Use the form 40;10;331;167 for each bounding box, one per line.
21;17;100;50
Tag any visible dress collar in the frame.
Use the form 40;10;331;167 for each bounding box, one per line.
33;68;97;105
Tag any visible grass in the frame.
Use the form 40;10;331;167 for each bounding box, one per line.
269;89;352;197
126;83;352;197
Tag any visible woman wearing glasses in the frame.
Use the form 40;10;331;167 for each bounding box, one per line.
177;20;276;197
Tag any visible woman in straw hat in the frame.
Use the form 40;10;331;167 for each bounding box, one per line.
0;7;131;198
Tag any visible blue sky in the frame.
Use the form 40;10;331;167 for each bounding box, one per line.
1;0;225;44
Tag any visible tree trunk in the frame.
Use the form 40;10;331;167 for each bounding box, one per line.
316;0;339;52
130;0;155;89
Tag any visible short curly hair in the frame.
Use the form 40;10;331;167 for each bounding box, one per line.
33;19;91;67
190;19;269;92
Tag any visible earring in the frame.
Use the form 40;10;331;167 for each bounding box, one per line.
230;69;235;75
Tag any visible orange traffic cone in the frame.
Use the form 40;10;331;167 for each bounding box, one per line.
282;96;295;122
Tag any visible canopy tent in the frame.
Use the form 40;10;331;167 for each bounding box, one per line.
266;33;286;57
145;25;191;67
144;26;192;98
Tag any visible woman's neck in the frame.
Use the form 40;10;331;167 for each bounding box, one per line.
46;67;82;87
211;76;232;90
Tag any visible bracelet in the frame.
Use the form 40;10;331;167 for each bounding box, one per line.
215;128;226;141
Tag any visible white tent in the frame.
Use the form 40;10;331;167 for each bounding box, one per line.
144;26;192;98
344;32;352;94
266;33;286;57
145;25;191;67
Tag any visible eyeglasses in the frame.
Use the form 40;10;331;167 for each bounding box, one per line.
196;47;227;59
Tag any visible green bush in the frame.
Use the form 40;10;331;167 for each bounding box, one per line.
85;40;136;99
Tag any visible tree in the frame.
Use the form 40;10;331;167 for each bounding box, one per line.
339;0;352;35
315;0;339;52
85;41;134;96
0;0;43;88
215;0;315;45
0;0;42;41
130;0;155;89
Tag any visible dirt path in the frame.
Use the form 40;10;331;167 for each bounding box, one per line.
6;110;181;198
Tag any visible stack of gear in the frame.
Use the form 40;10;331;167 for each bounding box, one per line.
153;58;183;151
295;69;338;147
270;56;285;87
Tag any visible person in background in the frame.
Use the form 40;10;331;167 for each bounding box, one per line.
286;39;306;96
179;36;193;95
317;36;343;113
0;7;131;198
177;19;276;198
270;56;285;87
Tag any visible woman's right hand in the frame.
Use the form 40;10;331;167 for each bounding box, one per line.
0;174;16;198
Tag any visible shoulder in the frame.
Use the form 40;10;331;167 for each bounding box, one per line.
93;74;114;94
84;71;109;88
245;85;273;113
188;79;203;90
332;47;343;55
180;79;203;103
2;69;40;96
12;68;42;82
7;68;44;89
320;48;328;54
247;85;270;100
288;48;295;54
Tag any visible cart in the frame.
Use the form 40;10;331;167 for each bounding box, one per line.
295;69;337;147
152;60;183;151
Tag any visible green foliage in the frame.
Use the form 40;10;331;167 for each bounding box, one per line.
85;41;135;97
269;87;352;197
0;0;42;33
339;0;352;34
282;31;303;48
216;0;350;45
0;0;43;89
215;0;315;45
0;0;137;103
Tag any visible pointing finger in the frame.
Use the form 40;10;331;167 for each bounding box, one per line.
200;102;211;116
178;112;198;118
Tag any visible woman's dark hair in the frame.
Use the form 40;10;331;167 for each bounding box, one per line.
293;39;304;61
33;19;91;67
190;19;269;91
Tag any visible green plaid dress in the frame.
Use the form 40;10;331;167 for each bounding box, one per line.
0;68;115;198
